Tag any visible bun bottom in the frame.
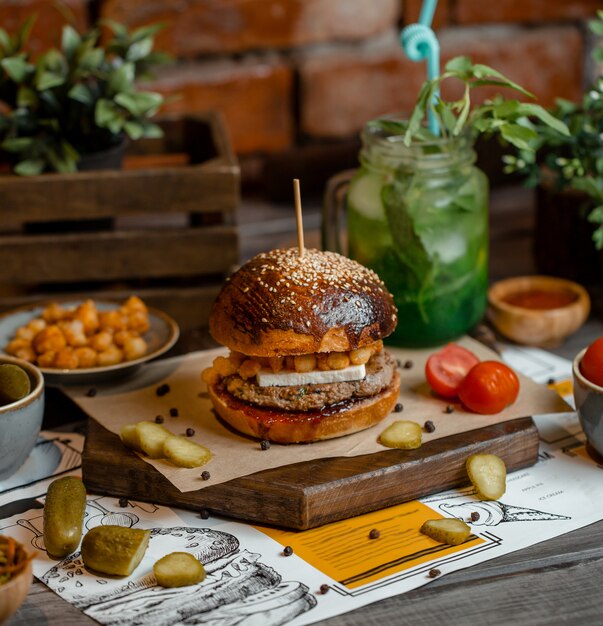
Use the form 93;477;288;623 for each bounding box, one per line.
208;369;401;444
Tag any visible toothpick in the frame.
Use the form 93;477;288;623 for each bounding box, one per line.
294;178;305;257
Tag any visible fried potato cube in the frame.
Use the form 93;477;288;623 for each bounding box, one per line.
121;295;148;314
74;299;99;334
420;519;471;546
201;367;220;386
136;421;172;458
316;353;330;371
42;302;66;323
98;310;128;331
126;310;150;333
327;352;350;370
37;351;57;368
97;345;124;367
378;420;422;449
54;347;79;370
239;359;261;380
268;356;284;373
466;453;506;500
27;318;47;334
60;320;88;347
349;347;372;365
89;331;114;352
120;424;142;452
74;347;98;368
12;346;37;362
6;338;31;356
15;326;35;342
123;336;147;361
213;355;238;377
153;552;206;588
163;435;212;468
33;325;66;354
294;354;316;373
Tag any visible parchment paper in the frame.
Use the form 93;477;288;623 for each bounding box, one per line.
66;337;569;493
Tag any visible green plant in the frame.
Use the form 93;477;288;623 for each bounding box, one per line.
371;56;568;149
503;10;603;250
0;18;169;175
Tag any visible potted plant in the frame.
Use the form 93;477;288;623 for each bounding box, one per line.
503;10;603;284
0;18;168;175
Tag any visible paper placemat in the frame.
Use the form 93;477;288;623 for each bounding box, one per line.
66;337;569;493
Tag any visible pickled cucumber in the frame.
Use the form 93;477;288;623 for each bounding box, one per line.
420;518;471;546
163;436;212;468
0;363;31;406
153;552;206;587
120;424;141;452
43;476;87;558
136;421;171;458
81;526;150;576
378;420;422;449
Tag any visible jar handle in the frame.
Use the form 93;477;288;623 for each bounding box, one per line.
321;169;356;254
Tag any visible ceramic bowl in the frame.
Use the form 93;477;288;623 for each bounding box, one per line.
0;541;33;624
0;356;45;480
573;347;603;457
487;275;590;347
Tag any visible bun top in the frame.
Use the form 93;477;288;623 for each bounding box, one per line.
209;248;397;357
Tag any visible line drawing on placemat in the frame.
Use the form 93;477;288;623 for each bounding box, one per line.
41;526;317;626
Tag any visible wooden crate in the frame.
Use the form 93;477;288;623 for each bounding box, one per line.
0;111;240;330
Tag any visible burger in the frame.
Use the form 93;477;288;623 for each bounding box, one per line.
202;247;400;443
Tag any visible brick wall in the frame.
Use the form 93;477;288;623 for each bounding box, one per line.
2;0;600;188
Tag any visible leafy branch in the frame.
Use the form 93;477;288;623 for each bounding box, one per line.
402;56;569;148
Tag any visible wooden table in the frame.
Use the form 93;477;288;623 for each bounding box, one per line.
9;186;603;625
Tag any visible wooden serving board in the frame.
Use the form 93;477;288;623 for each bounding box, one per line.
83;416;539;530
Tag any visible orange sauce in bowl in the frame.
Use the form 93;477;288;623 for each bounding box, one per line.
502;289;578;310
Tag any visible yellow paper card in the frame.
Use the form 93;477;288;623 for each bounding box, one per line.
257;501;483;589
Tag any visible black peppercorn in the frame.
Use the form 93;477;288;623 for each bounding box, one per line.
394;403;403;413
320;584;330;594
156;383;170;397
283;546;293;556
86;388;97;397
169;407;179;417
200;509;210;519
186;428;195;437
260;440;270;450
403;360;413;369
118;497;128;508
445;405;455;414
424;420;436;433
201;471;211;481
470;511;480;522
369;529;380;540
155;415;164;424
428;568;441;578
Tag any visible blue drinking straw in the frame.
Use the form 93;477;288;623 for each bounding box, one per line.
400;0;440;135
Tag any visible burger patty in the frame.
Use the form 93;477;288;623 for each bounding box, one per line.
223;350;397;411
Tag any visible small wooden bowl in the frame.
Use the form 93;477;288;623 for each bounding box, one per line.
487;275;590;347
0;542;33;624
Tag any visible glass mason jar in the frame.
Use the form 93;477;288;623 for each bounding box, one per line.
323;119;489;347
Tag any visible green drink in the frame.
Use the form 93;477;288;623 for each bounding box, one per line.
343;121;489;347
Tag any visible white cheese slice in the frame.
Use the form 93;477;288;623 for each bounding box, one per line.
257;363;366;388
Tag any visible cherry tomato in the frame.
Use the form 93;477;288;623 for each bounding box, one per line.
458;361;520;414
580;337;603;388
425;344;480;398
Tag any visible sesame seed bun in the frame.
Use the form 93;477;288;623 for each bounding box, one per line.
208;369;401;444
209;248;398;357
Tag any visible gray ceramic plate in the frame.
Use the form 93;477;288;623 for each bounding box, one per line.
0;301;179;386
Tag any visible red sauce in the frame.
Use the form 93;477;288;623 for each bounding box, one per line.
502;289;578;310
